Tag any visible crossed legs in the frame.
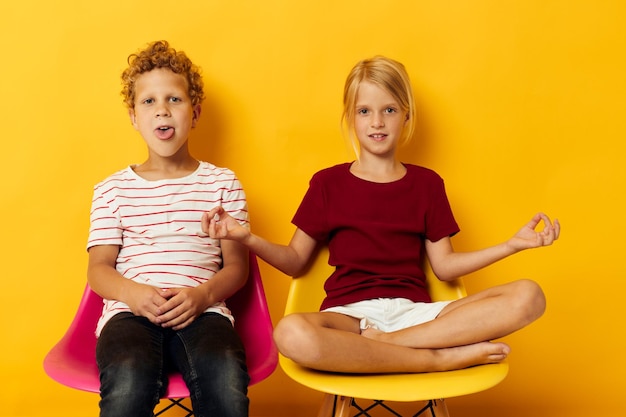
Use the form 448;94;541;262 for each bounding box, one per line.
273;279;545;374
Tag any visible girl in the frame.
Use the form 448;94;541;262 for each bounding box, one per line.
203;56;560;374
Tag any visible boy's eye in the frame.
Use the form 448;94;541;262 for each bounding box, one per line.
170;97;181;103
143;98;154;104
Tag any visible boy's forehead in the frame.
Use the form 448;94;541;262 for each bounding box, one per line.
135;68;189;92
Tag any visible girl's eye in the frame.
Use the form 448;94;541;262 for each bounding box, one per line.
385;107;397;114
357;108;369;115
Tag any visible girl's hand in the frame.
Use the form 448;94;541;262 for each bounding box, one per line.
508;212;561;252
202;206;250;242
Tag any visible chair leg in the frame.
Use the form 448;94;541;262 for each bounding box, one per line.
155;398;194;416
318;394;352;417
430;399;450;417
407;399;451;417
318;394;335;417
319;396;450;417
333;396;352;417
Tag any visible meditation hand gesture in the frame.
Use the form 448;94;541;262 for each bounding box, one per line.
508;212;560;252
202;206;250;242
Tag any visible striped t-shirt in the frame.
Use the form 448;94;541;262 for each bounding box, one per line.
87;161;249;336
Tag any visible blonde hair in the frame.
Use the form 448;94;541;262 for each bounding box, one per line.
341;56;416;156
121;40;205;109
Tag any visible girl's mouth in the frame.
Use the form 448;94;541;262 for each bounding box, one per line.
369;133;387;141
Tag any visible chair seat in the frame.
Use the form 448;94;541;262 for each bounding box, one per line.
280;355;508;402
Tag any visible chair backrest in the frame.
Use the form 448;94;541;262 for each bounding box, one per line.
284;247;466;316
44;252;277;395
227;253;278;384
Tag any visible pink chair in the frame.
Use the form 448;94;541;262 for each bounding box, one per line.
44;253;278;416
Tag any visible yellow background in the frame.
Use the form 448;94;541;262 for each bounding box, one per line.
1;1;624;416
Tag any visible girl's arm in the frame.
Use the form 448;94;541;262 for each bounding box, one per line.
426;212;560;281
202;207;319;277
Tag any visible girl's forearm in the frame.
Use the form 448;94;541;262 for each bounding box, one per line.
241;234;305;276
434;242;518;281
241;228;318;277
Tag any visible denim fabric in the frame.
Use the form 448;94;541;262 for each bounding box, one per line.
96;312;249;417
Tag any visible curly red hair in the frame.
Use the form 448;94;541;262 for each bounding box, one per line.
121;40;205;109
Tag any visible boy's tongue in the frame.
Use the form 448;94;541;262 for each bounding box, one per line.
155;127;174;140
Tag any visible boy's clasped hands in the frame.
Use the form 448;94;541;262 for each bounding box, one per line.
126;282;210;331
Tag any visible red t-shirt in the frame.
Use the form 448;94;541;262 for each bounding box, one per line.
292;163;459;311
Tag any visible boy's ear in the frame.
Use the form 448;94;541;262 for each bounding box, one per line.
192;104;202;128
129;109;138;130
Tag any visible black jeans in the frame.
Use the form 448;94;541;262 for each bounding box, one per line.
96;312;249;417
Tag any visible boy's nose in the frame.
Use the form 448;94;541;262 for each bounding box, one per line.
155;106;170;118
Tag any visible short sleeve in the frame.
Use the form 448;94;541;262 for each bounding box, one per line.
292;173;330;242
221;175;250;230
424;176;459;242
86;182;123;250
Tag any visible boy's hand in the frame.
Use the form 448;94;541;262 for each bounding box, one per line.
154;287;208;330
124;283;170;324
508;212;560;252
202;206;249;242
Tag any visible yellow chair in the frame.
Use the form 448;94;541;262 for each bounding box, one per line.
279;248;509;417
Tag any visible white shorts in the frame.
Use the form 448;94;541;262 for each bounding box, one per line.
322;298;451;332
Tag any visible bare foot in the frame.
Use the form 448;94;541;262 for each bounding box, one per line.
432;342;510;371
361;327;509;370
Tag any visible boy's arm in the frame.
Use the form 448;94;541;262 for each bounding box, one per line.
202;207;319;277
87;245;169;323
426;212;560;282
196;238;249;305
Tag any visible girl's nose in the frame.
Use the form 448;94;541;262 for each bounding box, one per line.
371;113;385;127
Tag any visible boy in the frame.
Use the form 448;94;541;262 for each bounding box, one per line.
87;40;250;417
